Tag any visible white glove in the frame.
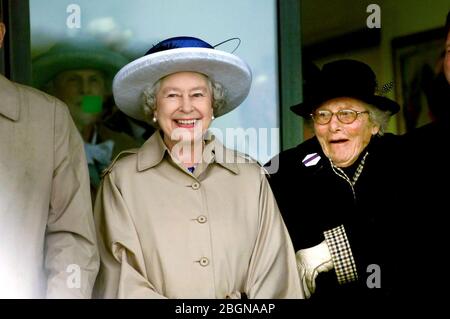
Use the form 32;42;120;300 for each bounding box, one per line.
296;240;334;298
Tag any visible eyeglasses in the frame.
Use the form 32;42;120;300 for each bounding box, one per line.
310;109;369;125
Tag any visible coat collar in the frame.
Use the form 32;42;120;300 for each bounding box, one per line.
137;131;168;171
0;74;20;121
137;131;240;175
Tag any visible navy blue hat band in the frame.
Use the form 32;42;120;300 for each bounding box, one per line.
145;36;214;55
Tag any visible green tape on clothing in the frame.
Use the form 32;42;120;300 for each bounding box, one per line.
82;95;103;113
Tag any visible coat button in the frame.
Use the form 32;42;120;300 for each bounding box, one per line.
197;215;207;224
191;182;200;190
199;257;209;267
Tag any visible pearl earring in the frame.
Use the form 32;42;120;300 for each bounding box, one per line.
153;116;157;123
211;115;215;120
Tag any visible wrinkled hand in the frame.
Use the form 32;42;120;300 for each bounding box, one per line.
296;241;334;298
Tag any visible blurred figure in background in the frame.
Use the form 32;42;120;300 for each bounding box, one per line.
33;41;153;192
402;10;450;302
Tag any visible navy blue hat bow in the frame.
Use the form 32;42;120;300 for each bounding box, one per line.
145;36;213;55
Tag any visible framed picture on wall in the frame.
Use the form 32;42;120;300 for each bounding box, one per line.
392;27;446;134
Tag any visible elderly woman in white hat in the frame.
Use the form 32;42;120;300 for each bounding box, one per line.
93;36;302;299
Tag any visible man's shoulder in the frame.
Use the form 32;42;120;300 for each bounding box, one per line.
1;76;75;127
0;76;63;115
15;82;64;109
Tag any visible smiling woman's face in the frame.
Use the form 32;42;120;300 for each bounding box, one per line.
313;97;380;167
155;71;213;150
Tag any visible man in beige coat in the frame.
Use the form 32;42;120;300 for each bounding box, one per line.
0;22;99;298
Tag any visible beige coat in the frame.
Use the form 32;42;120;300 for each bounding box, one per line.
0;75;99;298
94;131;303;299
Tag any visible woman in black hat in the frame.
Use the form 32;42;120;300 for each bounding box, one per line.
266;59;408;299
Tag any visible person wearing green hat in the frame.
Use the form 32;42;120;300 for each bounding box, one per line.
33;41;152;191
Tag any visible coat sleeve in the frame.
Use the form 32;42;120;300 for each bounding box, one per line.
93;170;166;299
45;101;99;298
245;174;304;299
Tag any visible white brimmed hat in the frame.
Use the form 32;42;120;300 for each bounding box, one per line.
113;36;252;121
